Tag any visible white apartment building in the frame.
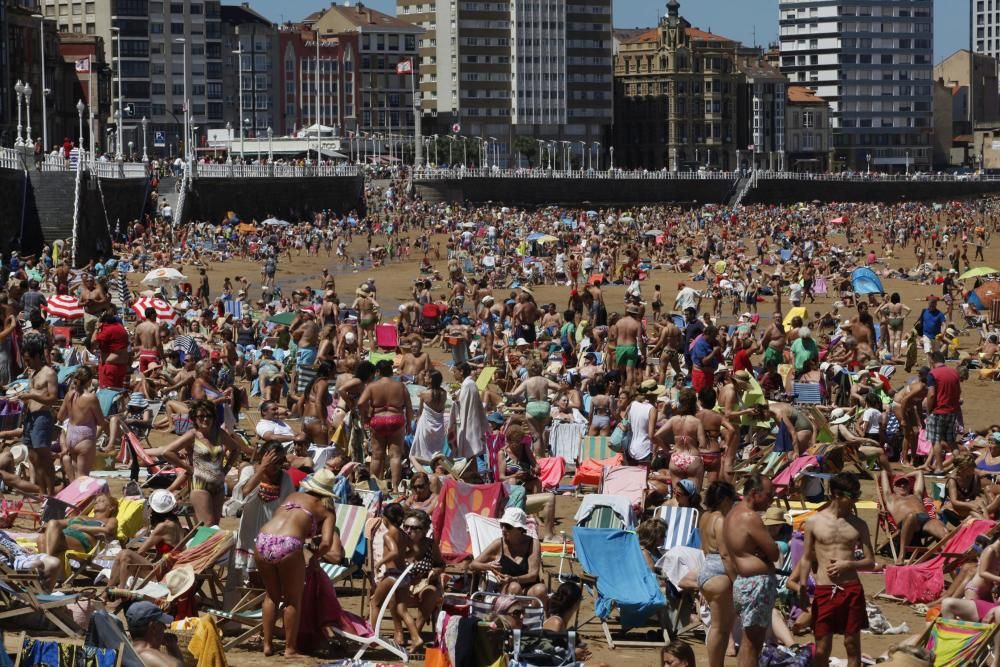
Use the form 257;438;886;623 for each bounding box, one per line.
974;0;1000;60
778;0;934;171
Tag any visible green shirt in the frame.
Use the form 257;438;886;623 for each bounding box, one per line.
790;336;819;371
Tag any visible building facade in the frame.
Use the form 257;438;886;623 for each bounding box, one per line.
221;3;277;148
785;85;832;171
613;0;740;171
778;0;934;172
314;3;421;151
58;32;110;152
736;52;787;170
396;0;611;167
975;0;1000;60
277;26;359;138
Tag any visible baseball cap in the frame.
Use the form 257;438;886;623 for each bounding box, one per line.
126;601;173;633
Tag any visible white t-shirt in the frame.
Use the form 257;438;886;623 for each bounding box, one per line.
255;418;295;442
861;408;882;436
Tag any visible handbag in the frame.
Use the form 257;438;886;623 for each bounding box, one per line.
609;418;631;454
508;629;583;667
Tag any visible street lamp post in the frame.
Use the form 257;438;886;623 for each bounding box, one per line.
31;14;48;153
866;152;872;175
76;99;85;155
267;126;273;162
906;150;911;176
111;26;123;159
128;140;134;160
175;37;189;162
225;121;232;162
141;116;148;162
233;46;244;160
594;141;601;171
578;141;586;172
24;82;33;151
609;145;614;170
14;81;24;147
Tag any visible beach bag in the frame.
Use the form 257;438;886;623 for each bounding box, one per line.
917;428;932;457
609;418;631;454
758;643;813;667
913;309;927;336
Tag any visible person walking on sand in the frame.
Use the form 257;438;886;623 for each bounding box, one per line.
799;473;876;667
723;474;779;667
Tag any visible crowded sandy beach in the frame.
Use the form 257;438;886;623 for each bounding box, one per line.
1;167;1000;667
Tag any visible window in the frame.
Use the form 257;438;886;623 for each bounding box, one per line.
172;84;183;95
152;83;165;94
803;111;814;128
72;4;82;15
171;22;184;34
151;22;163;34
192;84;205;96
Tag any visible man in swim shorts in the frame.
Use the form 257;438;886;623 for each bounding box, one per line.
724;474;779;667
358;360;412;493
615;304;643;390
799;474;875;667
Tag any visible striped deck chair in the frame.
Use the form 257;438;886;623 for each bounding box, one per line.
319;503;369;586
920;617;1000;667
791;382;824;405
222;299;242;320
136;526;235;608
0;581;85;637
653;506;700;553
873;471;939;564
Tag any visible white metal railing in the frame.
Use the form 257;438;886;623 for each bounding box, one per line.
194;163;360;178
0;147;26;171
175;161;189;227
752;170;1000;183
411;167;738;180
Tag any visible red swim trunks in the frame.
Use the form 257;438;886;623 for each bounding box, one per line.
138;349;160;373
691;368;710;393
369;413;406;437
98;362;128;389
812;579;868;637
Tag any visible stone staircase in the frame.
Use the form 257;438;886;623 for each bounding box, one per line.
30;172;78;243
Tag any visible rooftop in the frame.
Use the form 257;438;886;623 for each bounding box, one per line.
318;2;418;32
619;26;735;45
787;86;826;104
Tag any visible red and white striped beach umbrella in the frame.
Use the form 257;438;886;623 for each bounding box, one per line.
132;297;177;324
44;295;85;320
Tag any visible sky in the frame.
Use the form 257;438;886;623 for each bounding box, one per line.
256;0;967;63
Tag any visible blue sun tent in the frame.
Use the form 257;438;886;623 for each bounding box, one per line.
850;267;884;295
968;290;987;310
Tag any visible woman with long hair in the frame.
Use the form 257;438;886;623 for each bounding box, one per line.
655;388;707;492
296;360;334;447
161;399;248;525
393;509;445;652
410;370;448;460
254;470;337;657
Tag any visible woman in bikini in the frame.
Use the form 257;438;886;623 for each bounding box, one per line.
878;292;911;359
369;503;411;640
190;360;235;432
587;379;614;436
509;360;562;457
295;360;334;447
654;388;707;493
941;453;992;525
696;386;735;484
254;471;337;657
38;493;118;582
57;366;105;480
161;400;248;526
699;481;738;667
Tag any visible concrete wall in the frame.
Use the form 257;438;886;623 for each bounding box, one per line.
416;175;1000;206
414;177;737;206
78;176;149;261
0;170;43;254
186;176;365;223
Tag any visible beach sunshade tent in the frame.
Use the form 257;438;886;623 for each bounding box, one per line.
140;268;186;286
131;297;176;324
525;232;545;242
644;229;664;237
958;266;1000;281
44;295;84;320
268;311;296;326
972;284;1000;309
261;218;291;227
850;266;884;295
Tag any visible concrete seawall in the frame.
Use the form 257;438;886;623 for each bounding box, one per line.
185;176;366;223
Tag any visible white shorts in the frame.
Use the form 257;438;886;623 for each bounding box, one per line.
921;335;937;354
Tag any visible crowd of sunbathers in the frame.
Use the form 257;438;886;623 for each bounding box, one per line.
4;174;1000;666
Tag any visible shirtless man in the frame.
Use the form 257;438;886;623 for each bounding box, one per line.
19;335;58;495
352;284;380;350
799;474;875;667
399;337;432;384
134;308;163;373
723;474;779;667
290;310;320;370
319;291;339;327
127;602;185;667
880;468;947;564
650;315;683;379
336;322;360;358
615;304;643;390
358;360;412;492
512;289;541;344
894;367;929;466
767;401;814;457
760;312;786;370
79;274;111;335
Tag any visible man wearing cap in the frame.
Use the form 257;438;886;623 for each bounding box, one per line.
127;601;184;667
880;468;947;564
799;474;875;667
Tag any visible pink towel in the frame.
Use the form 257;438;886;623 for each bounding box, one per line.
537;456;566;491
884;519;995;602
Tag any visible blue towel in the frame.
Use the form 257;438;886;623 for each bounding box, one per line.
573;527;665;628
775;420;794;453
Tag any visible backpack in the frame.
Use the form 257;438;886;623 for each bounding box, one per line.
913;308;927;336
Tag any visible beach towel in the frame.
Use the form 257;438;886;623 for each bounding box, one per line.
775;421;794;453
926;618;998;667
186;614;227;667
573;527;665;628
411;404;447;460
549;422;585;469
571;454;622;487
450;376;487;459
884;519;995;602
298;556;373;651
536;456;565;491
432;479;506;563
574;494;635;529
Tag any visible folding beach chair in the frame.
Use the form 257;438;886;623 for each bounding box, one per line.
791;382;824;405
599;465;648;511
465;512;505;590
96;388;125;417
469;592;545;630
571;435;622;490
574;494;634;530
549;422;585;471
919;617;1000;667
572;527;668;648
0;580;88;638
374;323;399;352
873;471;939;564
18;476;110;529
653;505;700;553
132;525;235;608
319;502;369;588
223;299;242;320
12;632;123;667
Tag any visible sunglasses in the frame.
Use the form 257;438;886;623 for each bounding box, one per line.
412;484;428;490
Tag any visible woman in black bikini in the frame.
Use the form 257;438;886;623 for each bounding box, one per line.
393;509;444;652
